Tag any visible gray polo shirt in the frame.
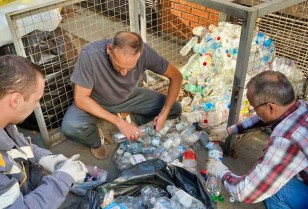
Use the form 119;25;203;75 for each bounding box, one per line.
71;39;169;106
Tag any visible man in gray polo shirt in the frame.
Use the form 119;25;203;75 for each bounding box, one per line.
61;31;183;160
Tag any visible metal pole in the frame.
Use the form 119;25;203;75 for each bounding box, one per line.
129;0;140;34
224;9;258;155
5;12;51;147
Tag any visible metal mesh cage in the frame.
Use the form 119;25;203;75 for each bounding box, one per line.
5;0;307;148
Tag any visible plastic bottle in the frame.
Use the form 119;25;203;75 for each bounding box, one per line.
206;142;223;198
199;130;210;148
160;145;185;163
166;185;193;208
182;111;208;123
182;149;198;173
154;135;182;157
166;185;206;209
155;119;175;137
122;141;155;154
180;36;199;56
112;125;153;143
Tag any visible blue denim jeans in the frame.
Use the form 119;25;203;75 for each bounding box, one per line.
263;177;308;209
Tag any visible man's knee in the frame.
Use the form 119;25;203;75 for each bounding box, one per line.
61;119;82;140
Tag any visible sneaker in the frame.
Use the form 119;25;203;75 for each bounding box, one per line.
90;131;107;160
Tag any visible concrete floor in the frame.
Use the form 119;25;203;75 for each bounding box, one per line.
22;120;267;209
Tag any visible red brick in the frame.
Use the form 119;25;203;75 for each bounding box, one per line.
192;8;209;19
179;0;188;5
191;21;203;29
170;8;181;17
182;12;199;22
207;8;219;14
174;3;192;13
178;17;190;26
209;13;219;22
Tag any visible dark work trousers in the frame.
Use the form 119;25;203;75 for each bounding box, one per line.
61;87;182;148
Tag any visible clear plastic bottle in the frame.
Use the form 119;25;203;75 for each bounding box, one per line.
182;111;208;123
206;142;223;197
154;135;181;157
112;125;153;143
166;185;206;209
199;130;210;148
159;145;185;163
180;36;199;56
155;119;175;137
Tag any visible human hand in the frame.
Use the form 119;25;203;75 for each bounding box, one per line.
39;154;68;173
57;154;88;183
116;119;142;140
153;114;167;131
209;128;229;141
206;159;229;179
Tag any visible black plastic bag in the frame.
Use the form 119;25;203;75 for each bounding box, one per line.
78;159;215;209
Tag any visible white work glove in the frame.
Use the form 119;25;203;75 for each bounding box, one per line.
39;154;68;173
206;159;229;179
57;154;88;183
209;128;229;142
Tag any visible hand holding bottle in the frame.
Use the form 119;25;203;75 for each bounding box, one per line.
209;127;230;141
205;158;229;179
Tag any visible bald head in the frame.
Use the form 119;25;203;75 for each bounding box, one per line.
246;70;295;106
111;31;144;55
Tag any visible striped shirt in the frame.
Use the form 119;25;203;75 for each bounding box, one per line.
221;100;308;203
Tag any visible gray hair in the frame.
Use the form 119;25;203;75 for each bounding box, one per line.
0;55;44;100
246;70;295;106
111;31;144;54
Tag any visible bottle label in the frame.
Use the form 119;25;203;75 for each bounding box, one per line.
208;150;223;160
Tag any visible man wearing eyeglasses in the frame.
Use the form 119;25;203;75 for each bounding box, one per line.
61;31;183;160
206;70;308;208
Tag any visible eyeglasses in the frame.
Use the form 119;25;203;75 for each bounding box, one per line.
249;102;271;114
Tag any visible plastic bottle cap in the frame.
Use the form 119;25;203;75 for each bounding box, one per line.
217;37;221;41
218;195;225;203
203;62;207;66
204;119;208;123
200;169;207;175
211;194;218;202
183;150;197;160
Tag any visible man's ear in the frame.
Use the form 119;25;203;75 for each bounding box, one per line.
9;92;23;109
268;103;275;114
107;43;111;55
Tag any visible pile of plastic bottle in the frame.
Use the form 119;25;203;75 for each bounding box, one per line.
102;185;207;209
180;22;305;122
112;115;222;173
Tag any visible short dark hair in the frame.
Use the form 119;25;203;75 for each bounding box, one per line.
246;70;295;106
0;55;45;100
111;31;144;54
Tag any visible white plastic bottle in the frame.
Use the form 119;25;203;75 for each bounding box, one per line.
180;36;199;56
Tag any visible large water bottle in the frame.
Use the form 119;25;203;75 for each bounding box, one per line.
180;36;199;56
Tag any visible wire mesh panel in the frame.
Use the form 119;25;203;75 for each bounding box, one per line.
6;0;130;147
142;0;220;92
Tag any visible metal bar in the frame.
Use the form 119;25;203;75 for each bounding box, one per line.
5;12;51;147
139;0;147;42
254;0;306;17
129;0;140;33
224;9;258;155
5;0;81;19
187;0;253;18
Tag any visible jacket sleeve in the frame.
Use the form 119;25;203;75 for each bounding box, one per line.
0;171;74;209
30;143;53;163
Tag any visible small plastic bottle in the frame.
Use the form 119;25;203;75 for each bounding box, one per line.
182;149;197;173
180;36;199;56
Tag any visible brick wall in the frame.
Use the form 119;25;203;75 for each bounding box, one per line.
161;0;219;39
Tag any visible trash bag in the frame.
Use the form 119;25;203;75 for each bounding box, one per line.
78;159;215;209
